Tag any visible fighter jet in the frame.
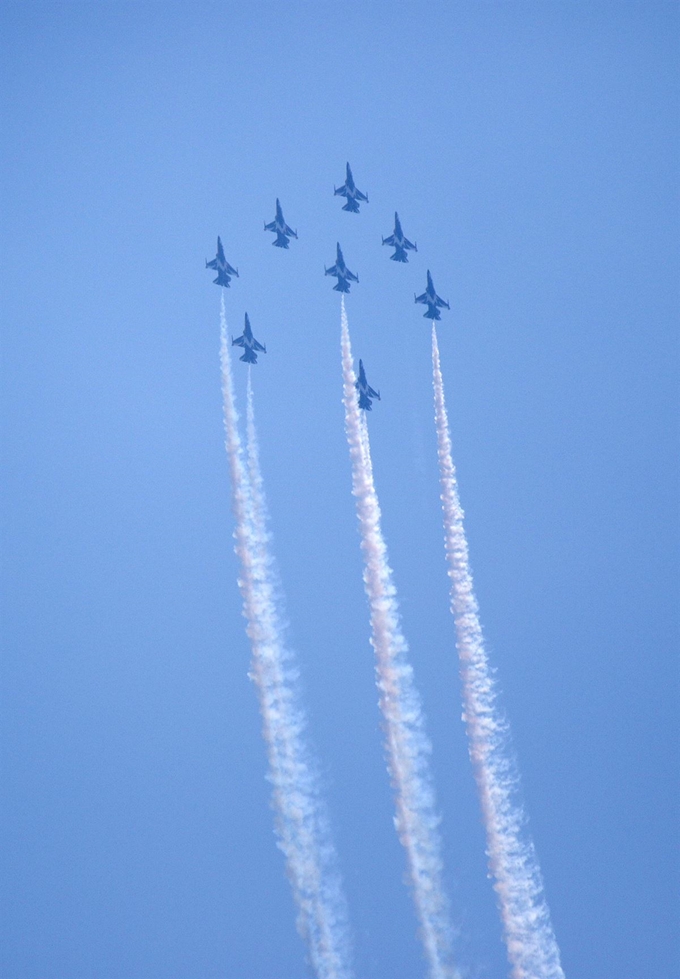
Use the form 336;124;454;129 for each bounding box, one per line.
206;236;239;287
232;313;266;364
264;199;298;248
334;163;369;213
415;270;450;320
325;243;359;293
382;212;417;263
355;359;380;411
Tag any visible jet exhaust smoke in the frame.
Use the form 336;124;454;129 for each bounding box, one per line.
431;326;565;979
340;298;459;979
219;294;353;979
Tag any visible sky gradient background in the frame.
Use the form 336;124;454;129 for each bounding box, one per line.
2;3;678;978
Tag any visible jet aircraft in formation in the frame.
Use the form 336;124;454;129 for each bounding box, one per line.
382;212;417;263
415;270;450;320
355;360;380;411
264;199;298;248
206;236;239;287
334;163;369;213
232;313;266;364
325;243;359;293
207;166;449;384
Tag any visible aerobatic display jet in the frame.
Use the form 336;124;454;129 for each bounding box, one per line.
206;236;239;287
415;270;450;320
325;243;359;293
264;199;298;248
232;313;266;364
334;163;369;213
382;212;417;263
355;359;380;411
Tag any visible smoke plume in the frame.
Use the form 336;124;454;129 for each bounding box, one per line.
341;298;459;979
219;294;353;979
432;325;565;979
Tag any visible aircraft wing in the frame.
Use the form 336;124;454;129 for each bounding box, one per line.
367;385;380;400
415;290;429;304
346;269;359;283
435;295;450;309
402;237;417;250
224;262;239;277
354;188;368;202
325;263;339;276
206;258;219;269
382;234;397;247
253;338;266;353
334;183;349;197
264;219;277;232
232;335;246;347
282;223;297;238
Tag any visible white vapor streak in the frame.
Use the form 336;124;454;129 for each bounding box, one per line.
219;293;353;979
341;299;458;979
431;326;565;979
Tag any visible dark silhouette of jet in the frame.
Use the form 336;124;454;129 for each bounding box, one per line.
232;313;266;364
334;163;369;213
325;243;359;293
206;236;239;287
356;360;380;411
382;212;417;263
415;270;450;320
264;199;298;248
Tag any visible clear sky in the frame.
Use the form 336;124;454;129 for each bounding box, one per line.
1;3;678;978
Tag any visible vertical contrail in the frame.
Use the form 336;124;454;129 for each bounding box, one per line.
431;325;565;979
340;298;459;979
219;294;353;979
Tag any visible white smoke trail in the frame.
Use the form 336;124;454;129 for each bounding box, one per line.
219;293;353;979
431;325;565;979
340;298;459;979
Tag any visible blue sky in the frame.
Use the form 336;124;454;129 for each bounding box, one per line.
1;3;678;977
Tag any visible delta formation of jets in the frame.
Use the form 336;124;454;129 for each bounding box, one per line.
205;163;450;409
